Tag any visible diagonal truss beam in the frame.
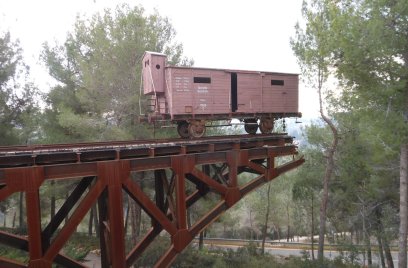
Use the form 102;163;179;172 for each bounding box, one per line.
0;135;303;267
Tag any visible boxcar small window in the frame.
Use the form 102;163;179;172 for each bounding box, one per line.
271;79;284;86
194;77;211;83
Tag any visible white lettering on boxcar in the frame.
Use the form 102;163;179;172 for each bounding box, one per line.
197;86;208;93
175;76;191;92
199;103;207;111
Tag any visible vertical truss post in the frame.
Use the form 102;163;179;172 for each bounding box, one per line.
170;155;192;253
225;146;241;208
97;161;128;268
24;167;52;268
0;135;304;267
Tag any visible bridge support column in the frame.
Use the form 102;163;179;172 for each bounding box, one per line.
0;134;304;268
98;161;129;268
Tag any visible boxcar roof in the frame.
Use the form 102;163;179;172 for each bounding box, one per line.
166;65;298;76
144;51;167;57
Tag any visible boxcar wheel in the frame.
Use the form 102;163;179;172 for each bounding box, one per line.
177;121;190;138
259;117;274;134
244;119;258;134
188;120;206;138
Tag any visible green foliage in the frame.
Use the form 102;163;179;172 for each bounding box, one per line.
284;256;360;268
172;243;362;268
0;244;28;264
173;243;283;268
291;1;404;263
62;233;99;261
41;4;191;143
173;247;218;268
63;243;90;261
0;31;40;145
130;236;170;266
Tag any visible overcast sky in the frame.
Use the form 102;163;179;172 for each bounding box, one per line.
0;0;319;118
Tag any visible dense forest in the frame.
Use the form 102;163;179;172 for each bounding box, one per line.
1;1;407;267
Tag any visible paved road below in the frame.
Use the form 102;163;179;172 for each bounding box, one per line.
207;243;399;267
81;244;399;267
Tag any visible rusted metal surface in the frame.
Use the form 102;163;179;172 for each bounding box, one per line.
0;134;304;267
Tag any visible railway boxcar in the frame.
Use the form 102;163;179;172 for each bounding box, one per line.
141;51;300;138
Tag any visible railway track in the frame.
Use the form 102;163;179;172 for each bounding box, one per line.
0;133;294;168
0;132;303;267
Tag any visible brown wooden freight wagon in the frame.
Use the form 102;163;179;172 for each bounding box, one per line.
141;51;301;138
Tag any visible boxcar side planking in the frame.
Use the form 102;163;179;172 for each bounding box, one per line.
141;51;301;138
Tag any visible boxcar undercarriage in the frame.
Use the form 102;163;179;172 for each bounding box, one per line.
142;112;300;138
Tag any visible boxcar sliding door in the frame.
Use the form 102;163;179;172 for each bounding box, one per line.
231;72;238;112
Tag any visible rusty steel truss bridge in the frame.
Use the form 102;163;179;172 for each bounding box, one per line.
0;134;304;268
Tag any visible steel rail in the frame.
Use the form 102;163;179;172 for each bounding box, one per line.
0;133;289;154
0;134;293;168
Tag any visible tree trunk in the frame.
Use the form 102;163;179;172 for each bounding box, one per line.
317;142;336;261
93;204;99;237
88;205;98;237
377;234;386;268
129;198;141;245
129;174;143;245
366;231;372;268
399;144;408;268
19;192;25;231
361;201;372;267
249;208;253;240
199;231;204;250
261;183;272;254
124;200;130;235
88;205;94;236
50;180;56;220
383;236;394;268
311;193;315;261
187;209;192;229
12;211;16;228
374;204;394;268
286;201;290;242
65;192;69;224
129;200;139;245
317;68;339;261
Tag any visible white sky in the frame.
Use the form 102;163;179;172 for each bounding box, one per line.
0;0;319;118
